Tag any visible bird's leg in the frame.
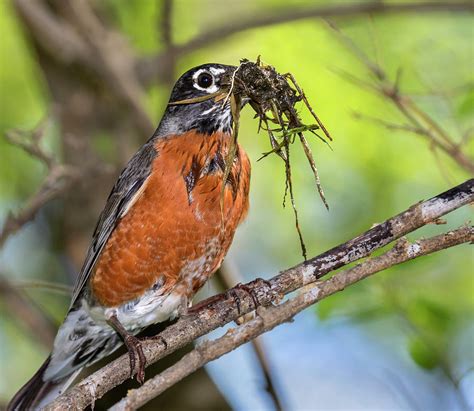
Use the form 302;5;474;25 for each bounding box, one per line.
107;314;146;384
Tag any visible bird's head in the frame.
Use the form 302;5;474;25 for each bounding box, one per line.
156;63;240;137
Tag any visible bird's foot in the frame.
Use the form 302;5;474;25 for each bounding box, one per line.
107;313;147;384
123;334;147;384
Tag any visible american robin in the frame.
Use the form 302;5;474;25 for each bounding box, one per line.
8;63;251;410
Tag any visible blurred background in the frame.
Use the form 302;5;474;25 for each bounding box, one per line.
0;0;473;410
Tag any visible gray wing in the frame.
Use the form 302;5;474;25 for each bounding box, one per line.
70;139;158;306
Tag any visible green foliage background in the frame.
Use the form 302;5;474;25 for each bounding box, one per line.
0;0;472;407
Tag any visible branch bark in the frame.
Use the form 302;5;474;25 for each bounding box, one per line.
46;178;473;410
110;225;473;410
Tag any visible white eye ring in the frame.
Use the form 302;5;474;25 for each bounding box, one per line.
192;69;219;93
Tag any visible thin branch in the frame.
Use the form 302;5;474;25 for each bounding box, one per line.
352;111;426;135
0;125;111;249
13;280;72;296
137;1;474;85
0;277;56;349
391;95;474;173
46;179;474;410
5;122;55;169
110;226;472;410
0;164;81;248
328;22;474;174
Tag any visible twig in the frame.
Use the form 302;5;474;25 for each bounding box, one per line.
5;122;54;169
391;95;474;173
46;179;474;410
0;124;112;248
137;1;474;85
110;226;472;410
1;124;84;247
328;22;474;174
13;280;72;296
351;109;458;181
0;277;56;349
0;165;79;248
352;111;426;135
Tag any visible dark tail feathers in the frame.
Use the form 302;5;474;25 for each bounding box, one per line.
7;356;65;411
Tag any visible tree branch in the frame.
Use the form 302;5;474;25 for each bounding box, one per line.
0;125;111;248
46;179;473;410
137;1;474;86
110;225;473;410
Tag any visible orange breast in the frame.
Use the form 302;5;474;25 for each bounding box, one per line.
90;131;250;307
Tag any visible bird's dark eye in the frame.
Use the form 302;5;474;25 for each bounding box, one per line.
197;72;214;88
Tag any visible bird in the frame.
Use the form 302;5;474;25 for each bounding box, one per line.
8;63;251;410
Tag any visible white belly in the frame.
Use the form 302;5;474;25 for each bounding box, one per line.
87;289;183;333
